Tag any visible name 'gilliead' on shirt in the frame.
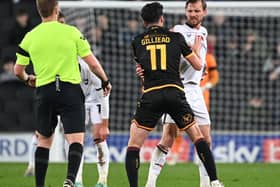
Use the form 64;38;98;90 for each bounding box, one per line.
141;35;171;45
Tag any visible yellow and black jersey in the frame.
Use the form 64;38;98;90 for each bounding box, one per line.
132;26;194;93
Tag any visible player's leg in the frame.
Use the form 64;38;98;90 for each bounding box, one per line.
145;122;177;187
170;89;223;187
167;128;183;165
185;84;212;187
184;124;223;187
126;121;150;187
93;121;110;187
24;133;38;177
91;95;110;187
198;125;211;187
126;91;162;187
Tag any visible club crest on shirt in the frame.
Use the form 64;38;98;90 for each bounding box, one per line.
183;113;193;124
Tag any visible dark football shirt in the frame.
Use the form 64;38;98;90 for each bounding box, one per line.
132;26;194;93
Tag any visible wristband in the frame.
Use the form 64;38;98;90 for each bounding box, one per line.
102;79;110;89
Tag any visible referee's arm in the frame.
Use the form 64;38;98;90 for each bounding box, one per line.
14;45;36;87
82;53;112;96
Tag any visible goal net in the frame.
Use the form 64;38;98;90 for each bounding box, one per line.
60;1;280;163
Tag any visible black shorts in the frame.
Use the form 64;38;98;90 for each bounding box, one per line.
133;87;195;131
34;81;85;137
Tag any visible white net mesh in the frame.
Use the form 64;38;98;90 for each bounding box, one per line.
60;1;280;163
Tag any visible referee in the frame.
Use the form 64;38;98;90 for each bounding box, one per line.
14;0;111;187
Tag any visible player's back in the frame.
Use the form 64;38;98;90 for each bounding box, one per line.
132;26;193;93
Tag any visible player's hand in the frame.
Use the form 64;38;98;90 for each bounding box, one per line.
26;75;36;87
136;63;144;78
192;35;202;57
99;125;110;141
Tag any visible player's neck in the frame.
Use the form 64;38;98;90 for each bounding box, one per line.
185;21;201;30
147;24;161;29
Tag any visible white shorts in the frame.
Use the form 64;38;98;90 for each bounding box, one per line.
85;95;110;125
163;83;210;125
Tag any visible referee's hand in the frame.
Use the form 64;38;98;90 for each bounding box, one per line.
26;75;36;87
103;82;112;96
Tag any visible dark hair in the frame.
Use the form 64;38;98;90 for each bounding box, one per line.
141;2;163;24
16;8;28;17
58;11;65;19
185;0;207;10
36;0;58;18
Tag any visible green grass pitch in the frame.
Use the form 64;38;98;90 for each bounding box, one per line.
0;163;279;187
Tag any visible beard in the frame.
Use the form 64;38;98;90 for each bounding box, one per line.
187;17;203;28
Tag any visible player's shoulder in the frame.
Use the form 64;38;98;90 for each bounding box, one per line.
133;30;148;40
131;31;148;46
169;25;184;38
173;24;186;32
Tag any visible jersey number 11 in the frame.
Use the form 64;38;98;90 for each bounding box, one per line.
146;44;167;71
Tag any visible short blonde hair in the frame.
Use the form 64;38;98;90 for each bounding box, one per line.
36;0;58;18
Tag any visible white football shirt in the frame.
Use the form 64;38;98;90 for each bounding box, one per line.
173;24;208;84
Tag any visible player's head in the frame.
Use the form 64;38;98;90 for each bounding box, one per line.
36;0;59;19
141;2;164;28
58;11;65;23
185;0;207;28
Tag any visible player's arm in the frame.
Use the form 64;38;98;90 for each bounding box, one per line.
179;34;202;70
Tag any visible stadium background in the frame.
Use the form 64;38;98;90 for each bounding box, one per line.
0;0;280;164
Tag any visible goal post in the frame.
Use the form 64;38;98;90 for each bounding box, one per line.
60;1;280;163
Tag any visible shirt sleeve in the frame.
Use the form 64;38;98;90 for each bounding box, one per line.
16;32;31;66
177;33;193;58
74;27;91;58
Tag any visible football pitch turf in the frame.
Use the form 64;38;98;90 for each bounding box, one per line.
0;163;279;187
